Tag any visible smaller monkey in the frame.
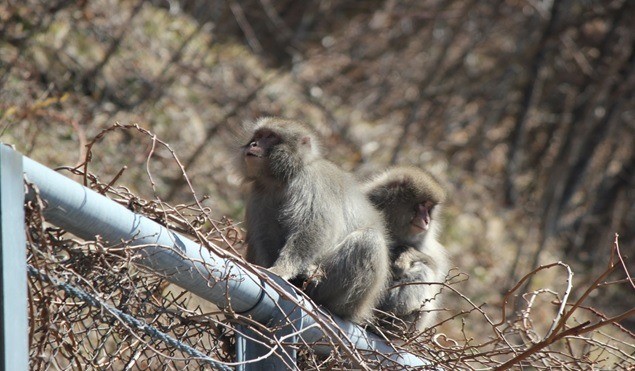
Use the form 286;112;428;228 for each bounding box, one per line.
364;166;449;333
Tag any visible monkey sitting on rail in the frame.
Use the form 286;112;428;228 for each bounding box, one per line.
364;166;449;333
238;117;390;322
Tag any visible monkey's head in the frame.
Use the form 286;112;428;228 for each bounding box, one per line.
365;167;446;244
240;117;321;183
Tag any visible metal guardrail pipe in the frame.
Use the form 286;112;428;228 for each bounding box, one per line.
22;153;428;368
23;155;277;319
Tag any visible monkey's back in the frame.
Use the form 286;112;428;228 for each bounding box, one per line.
244;158;386;264
290;159;386;238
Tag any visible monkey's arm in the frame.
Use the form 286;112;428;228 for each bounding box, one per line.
268;228;324;280
267;177;332;280
381;279;429;316
381;250;439;316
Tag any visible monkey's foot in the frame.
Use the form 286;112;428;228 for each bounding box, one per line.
305;264;325;283
268;265;293;280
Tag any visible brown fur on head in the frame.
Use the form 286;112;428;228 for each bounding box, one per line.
367;166;450;333
364;166;446;246
238;117;322;184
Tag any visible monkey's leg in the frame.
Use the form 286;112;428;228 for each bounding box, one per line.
307;229;389;322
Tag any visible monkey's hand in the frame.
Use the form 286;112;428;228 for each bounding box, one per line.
268;264;295;280
268;241;315;279
304;264;325;284
291;264;325;291
269;263;324;283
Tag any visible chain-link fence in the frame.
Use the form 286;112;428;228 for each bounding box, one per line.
21;127;635;369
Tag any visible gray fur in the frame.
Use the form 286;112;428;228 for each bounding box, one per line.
241;117;390;322
365;166;449;333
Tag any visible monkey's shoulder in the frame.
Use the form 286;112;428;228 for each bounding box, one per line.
304;159;355;183
300;160;370;199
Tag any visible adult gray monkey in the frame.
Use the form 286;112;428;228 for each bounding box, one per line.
239;117;390;322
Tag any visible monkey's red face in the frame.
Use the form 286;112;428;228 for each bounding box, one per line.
245;129;280;158
243;129;280;177
409;201;434;235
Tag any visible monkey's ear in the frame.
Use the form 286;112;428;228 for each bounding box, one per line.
300;136;312;148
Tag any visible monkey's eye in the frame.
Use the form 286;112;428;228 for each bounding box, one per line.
255;129;276;139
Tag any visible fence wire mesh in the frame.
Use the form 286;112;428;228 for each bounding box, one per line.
25;191;236;369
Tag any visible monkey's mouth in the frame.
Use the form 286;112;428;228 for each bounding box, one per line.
411;217;430;232
246;153;262;158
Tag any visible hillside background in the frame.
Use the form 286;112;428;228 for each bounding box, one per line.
2;0;634;335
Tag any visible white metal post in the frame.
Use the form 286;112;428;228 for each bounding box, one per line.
0;145;28;371
236;274;302;370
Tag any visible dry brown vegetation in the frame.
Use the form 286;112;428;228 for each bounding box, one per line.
3;0;634;369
